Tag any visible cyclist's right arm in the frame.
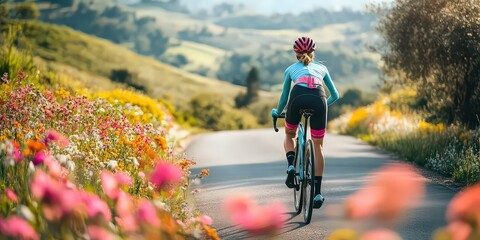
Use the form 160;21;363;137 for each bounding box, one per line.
274;69;292;116
324;71;339;105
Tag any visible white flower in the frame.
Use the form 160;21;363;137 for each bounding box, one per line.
18;205;35;223
66;161;75;172
56;154;68;164
99;108;105;113
191;178;201;185
29;162;35;173
107;160;118;169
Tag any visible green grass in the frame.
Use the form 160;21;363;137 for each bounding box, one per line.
165;40;226;72
15;21;276;110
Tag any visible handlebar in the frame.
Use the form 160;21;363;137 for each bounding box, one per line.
272;109;285;132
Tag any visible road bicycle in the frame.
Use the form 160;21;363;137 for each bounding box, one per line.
272;109;316;224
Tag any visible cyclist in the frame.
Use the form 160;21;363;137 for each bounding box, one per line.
272;36;339;209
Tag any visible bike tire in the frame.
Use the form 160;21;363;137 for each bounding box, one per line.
293;138;303;214
303;139;315;224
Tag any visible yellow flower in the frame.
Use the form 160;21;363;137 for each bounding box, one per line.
328;229;359;240
154;136;168;151
348;108;369;129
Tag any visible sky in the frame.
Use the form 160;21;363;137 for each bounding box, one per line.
181;0;393;14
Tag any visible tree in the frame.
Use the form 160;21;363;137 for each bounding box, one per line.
375;0;480;128
235;67;260;108
14;2;39;20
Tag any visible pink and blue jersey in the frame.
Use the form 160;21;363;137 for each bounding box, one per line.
276;62;339;113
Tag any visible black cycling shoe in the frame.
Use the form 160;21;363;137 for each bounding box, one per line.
285;165;296;188
313;194;325;209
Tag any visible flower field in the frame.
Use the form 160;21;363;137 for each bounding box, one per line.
331;90;480;185
0;69;217;239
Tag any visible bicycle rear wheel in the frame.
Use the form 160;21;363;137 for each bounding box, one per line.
293;139;303;214
303;139;315;224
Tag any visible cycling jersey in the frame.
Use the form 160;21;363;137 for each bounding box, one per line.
276;62;339;114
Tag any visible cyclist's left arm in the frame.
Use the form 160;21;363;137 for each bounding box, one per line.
324;70;339;105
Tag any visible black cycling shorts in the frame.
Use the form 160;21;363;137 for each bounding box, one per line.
285;85;328;138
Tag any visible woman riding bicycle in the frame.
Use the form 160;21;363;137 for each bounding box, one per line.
272;36;339;209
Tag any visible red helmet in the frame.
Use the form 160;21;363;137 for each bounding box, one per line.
293;37;316;53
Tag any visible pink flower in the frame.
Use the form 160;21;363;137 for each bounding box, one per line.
9;146;23;163
115;172;132;186
87;225;114;240
137;200;160;227
138;171;145;179
101;171;118;199
101;171;132;200
447;184;480;230
6;188;18;203
224;194;287;236
116;192;138;232
198;215;213;226
0;216;38;240
45;129;69;148
149;162;183;190
32;151;46;165
30;171;81;220
346;163;425;222
360;229;402;240
80;192;112;222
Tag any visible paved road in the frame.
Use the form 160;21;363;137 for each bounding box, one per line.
185;129;457;240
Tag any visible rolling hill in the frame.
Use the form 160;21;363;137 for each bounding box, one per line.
17;21;275;109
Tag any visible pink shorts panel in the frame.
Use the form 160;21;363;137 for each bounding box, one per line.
311;128;326;139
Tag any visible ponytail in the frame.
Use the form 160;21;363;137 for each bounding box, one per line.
297;52;314;65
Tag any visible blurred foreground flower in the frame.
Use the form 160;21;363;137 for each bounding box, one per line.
360;229;402;240
0;216;38;240
149;162;183;190
346;163;425;222
437;183;480;240
224;193;287;236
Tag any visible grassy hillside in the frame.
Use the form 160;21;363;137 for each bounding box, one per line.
18;21;275;109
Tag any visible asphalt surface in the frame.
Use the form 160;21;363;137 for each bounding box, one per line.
185;129;458;240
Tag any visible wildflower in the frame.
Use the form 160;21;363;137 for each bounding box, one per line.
107;160;118;169
198;215;213;226
346;163;425;222
200;169;210;178
224;194;287;236
138;171;145;179
137;200;160;227
101;171;132;200
447;183;480;230
6;188;18;203
45;129;69;148
204;225;220;240
149;162;183;190
116;192;138;232
0;216;38;240
360;229;402;240
328;229;360;240
87;225;114;240
80;192;112;222
19;205;35;223
32;151;47;165
27;140;46;153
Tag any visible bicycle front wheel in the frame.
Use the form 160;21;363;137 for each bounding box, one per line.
303;139;315;224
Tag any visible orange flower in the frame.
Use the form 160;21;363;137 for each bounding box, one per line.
27;140;46;153
153;136;168;151
200;169;210;178
204;225;220;240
